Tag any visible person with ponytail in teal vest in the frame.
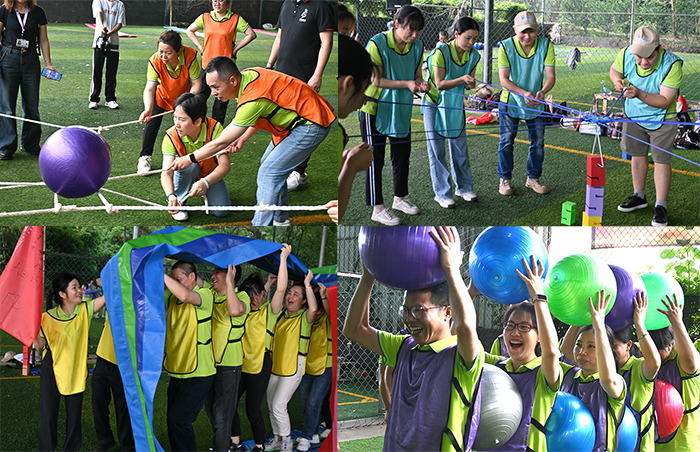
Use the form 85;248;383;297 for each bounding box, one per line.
610;26;683;227
361;5;429;225
423;17;481;209
497;11;555;197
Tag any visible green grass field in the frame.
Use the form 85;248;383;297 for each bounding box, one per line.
337;380;382;421
341;44;700;226
0;24;338;226
0;320;308;451
339;435;384;451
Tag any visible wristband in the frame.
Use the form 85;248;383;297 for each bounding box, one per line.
189;153;197;163
266;65;274;70
530;294;548;302
202;178;210;189
166;192;177;202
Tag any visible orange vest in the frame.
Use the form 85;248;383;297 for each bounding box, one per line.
237;68;336;145
150;46;198;111
202;13;239;68
165;117;219;179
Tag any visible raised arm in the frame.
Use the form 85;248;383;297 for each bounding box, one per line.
318;282;331;319
304;270;318;323
164;274;202;306
517;255;560;389
270;244;291;314
92;277;106;313
225;264;246;317
430;226;479;368
659;294;698;375
561;324;582;363
343;265;381;355
590;290;624;399
633;292;661;381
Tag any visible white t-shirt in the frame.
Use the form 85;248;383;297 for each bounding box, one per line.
92;0;126;48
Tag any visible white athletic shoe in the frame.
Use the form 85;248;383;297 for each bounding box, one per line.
137;155;152;174
286;171;307;191
459;191;478;202
280;437;293;452
392;197;420;215
434;197;456;209
105;101;119;109
310;434;320;444
296;438;311;452
273;219;291;226
88;101;99;109
319;429;331;439
171;210;188;221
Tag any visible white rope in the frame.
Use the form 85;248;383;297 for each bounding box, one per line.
0;181;46;191
99;188;161;206
0;112;66;129
92;110;173;132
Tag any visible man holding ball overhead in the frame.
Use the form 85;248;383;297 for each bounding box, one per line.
344;226;484;451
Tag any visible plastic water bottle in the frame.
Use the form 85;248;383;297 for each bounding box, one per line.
601;80;611;94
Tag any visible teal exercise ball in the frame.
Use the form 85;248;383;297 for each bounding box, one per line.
640;272;685;330
544;254;617;326
546;391;595;452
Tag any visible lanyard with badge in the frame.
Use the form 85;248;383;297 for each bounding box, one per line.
14;8;29;50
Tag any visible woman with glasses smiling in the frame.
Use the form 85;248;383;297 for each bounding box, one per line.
481;256;562;451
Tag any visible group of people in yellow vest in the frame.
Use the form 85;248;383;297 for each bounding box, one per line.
34;244;333;452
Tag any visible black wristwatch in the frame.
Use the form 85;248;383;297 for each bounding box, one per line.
189;153;197;163
531;294;548;302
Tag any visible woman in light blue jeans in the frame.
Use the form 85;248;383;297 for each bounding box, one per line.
422;17;481;208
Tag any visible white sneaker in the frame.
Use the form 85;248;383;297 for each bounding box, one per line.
296;438;311;451
273;219;291;226
286;171;307;191
392;197;419;215
88;101;99;109
310;434;320;444
265;437;282;451
319;429;331;439
371;208;400;226
460;191;478;202
434;197;456;209
137;155;152;174
280;437;293;452
105;100;119;109
171;210;188;221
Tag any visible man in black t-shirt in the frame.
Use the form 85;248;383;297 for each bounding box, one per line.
266;0;335;193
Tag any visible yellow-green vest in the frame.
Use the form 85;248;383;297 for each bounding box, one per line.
271;309;311;376
211;289;250;366
305;313;332;376
96;312;117;365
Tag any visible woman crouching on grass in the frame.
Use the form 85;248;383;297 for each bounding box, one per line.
33;272;106;451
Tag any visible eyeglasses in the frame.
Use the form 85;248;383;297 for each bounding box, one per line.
399;305;445;320
504;321;535;333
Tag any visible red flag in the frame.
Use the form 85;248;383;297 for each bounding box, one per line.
0;226;44;347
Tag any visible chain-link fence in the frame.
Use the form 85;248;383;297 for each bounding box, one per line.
345;0;700;109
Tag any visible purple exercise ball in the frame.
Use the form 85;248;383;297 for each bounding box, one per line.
39;126;112;198
605;264;646;332
358;226;450;290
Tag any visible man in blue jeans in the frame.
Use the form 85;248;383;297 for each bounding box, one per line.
160;92;232;221
497;11;555;196
168;56;336;226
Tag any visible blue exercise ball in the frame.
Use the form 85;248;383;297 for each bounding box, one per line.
616;405;639;452
546;391;596;452
358;227;452;291
468;227;549;304
472;364;523;450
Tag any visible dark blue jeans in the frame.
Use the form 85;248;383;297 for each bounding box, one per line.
204;365;242;451
0;47;42;155
299;367;332;440
497;101;546;180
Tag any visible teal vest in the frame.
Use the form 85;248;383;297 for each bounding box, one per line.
372;31;424;138
426;42;481;138
623;48;682;130
502;36;550;120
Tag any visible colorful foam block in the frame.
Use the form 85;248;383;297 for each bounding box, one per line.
561;201;576;226
587;155;606;187
582;212;602;226
585;185;605;216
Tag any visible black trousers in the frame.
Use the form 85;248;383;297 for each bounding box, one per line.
89;48;119;103
321;383;332;429
140;103;167;157
198;70;229;126
167;374;214;452
92;357;135;450
37;349;84;452
361;111;411;207
232;351;273;445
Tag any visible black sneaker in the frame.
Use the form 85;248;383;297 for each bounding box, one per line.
95;441;116;452
617;195;648;212
652;205;668;226
229;443;244;452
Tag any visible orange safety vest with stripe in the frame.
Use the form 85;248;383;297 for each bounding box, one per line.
202;13;239;68
150;46;198;111
165;117;219;179
237;68;336;146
